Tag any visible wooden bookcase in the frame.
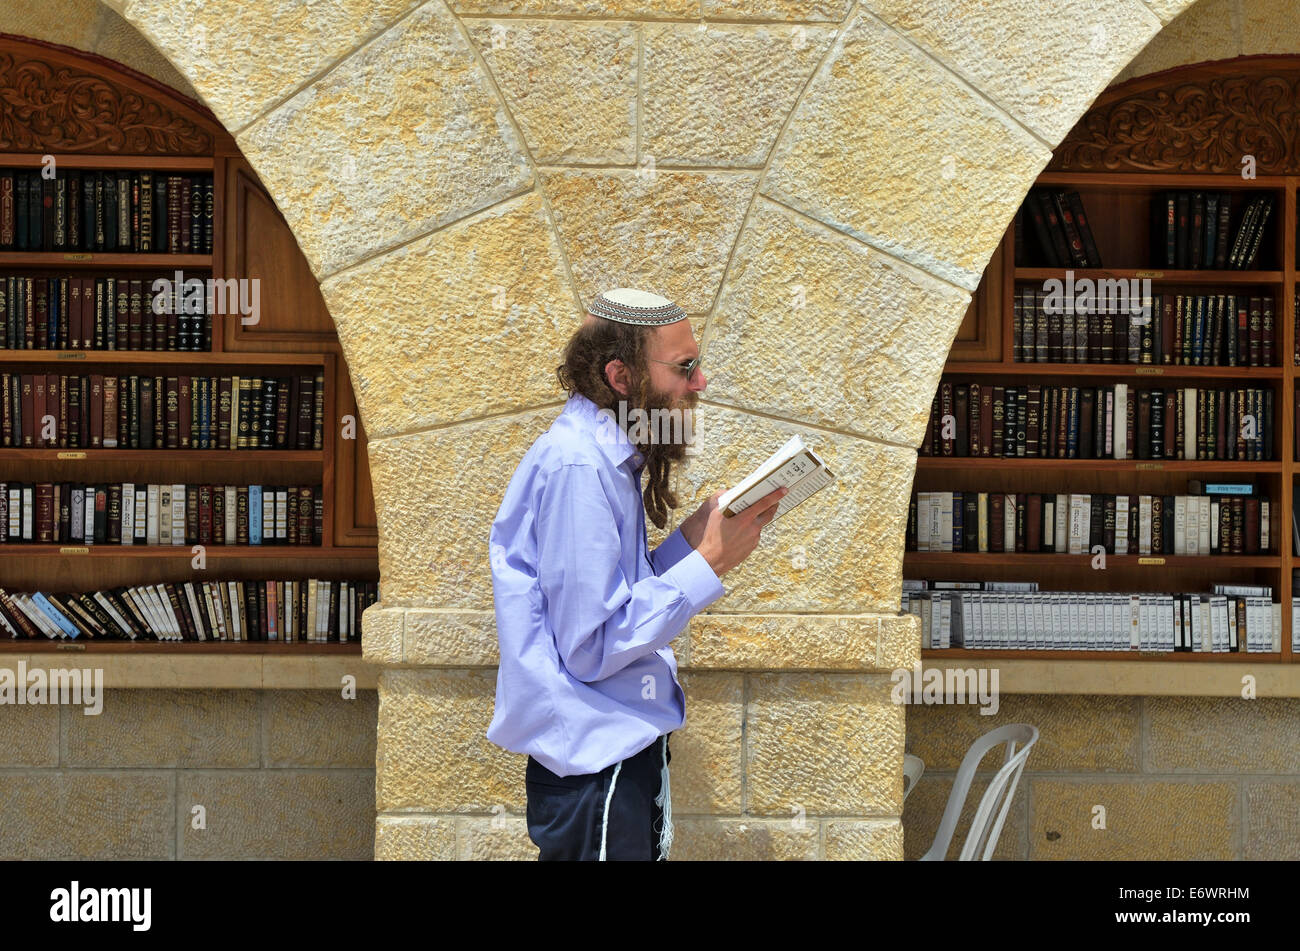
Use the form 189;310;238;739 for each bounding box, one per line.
0;36;377;652
909;57;1300;663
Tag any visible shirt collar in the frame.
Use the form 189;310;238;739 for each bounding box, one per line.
562;392;644;471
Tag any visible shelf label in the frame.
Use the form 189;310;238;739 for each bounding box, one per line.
56;643;87;651
56;451;87;460
1135;367;1164;375
58;546;90;555
57;352;87;360
63;253;92;261
1135;271;1164;279
1135;462;1163;470
1138;557;1165;565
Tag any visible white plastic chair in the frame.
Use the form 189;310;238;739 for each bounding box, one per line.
903;754;925;803
918;723;1038;861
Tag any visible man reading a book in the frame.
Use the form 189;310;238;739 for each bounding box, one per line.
486;287;786;861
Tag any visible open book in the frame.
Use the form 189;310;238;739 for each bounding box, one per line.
717;434;835;522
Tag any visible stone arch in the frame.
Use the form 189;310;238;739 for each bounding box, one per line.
9;0;1241;857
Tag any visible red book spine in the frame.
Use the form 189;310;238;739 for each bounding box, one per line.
32;374;46;447
103;376;118;448
20;374;33;447
989;493;1004;553
46;373;59;448
77;277;91;350
178;375;192;449
199;484;213;545
89;373;103;448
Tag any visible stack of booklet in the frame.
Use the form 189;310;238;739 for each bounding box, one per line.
904;580;1279;652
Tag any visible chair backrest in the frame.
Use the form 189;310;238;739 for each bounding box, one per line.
903;754;925;803
919;723;1038;861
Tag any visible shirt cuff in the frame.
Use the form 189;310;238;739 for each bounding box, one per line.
650;526;695;574
662;546;725;613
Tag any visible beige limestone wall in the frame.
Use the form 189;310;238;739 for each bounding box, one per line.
0;690;377;859
905;695;1300;860
1114;0;1300;84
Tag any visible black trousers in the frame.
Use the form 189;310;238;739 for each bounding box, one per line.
525;734;672;861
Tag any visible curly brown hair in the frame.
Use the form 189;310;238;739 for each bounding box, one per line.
556;317;682;529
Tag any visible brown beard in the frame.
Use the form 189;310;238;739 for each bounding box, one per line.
626;385;699;530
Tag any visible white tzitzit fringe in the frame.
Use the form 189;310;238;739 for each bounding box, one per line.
654;734;673;861
598;761;623;861
598;736;673;861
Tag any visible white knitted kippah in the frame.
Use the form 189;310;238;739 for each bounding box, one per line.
587;287;687;326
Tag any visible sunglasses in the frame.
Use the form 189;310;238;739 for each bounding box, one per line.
648;354;702;378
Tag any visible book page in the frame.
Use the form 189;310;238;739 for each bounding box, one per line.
722;449;834;522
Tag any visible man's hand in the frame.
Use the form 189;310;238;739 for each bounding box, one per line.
695;486;788;578
679;490;724;549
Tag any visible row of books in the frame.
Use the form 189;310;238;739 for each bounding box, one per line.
1;482;324;546
1151;191;1274;270
1017;189;1103;268
908;488;1271;556
922;382;1274;461
1;372;325;451
0;170;214;254
0;578;373;643
1;275;211;351
1012;288;1275;366
902;581;1281;652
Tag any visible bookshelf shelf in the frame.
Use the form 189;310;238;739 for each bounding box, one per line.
0;40;379;652
0;154;214;172
0;545;379;559
1033;170;1291;189
913;62;1300;662
0;641;362;653
1013;267;1283;285
0;253;212;267
916;458;1282;472
0;449;323;461
0;351;327;365
922;648;1275;662
904;553;1281;568
941;362;1282;379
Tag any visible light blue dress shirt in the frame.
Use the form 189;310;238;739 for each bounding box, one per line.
486;392;725;776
